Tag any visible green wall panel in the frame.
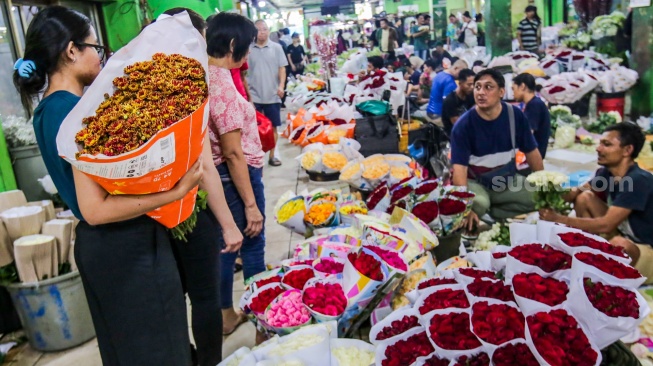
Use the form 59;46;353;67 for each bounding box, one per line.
149;0;222;17
630;5;653;119
384;0;431;14
102;0;231;51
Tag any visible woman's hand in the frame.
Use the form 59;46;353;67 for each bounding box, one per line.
221;224;244;253
174;158;203;199
291;64;297;72
244;204;264;238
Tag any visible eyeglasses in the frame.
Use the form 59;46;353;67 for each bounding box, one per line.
75;43;107;62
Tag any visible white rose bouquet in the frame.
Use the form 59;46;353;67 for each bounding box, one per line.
474;222;510;251
526;171;571;215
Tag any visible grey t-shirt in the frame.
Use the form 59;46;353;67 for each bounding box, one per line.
247;41;289;104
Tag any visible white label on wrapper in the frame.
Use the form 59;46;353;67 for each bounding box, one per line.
75;133;176;179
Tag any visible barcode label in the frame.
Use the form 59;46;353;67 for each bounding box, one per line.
75;133;176;179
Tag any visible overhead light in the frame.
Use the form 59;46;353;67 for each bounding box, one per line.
240;2;247;9
258;1;266;7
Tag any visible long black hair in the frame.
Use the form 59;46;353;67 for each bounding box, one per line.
14;6;92;111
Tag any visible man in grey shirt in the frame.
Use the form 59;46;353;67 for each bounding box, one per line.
248;20;288;166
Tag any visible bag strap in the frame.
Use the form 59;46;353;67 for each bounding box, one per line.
507;103;516;159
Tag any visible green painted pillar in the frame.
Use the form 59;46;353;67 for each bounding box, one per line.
0;127;17;192
630;5;653;119
486;0;512;57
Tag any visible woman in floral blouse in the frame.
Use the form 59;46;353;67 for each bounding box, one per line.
206;13;266;337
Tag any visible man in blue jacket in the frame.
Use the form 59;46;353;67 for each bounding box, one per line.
426;59;468;125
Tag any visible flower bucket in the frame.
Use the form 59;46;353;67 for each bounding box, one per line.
6;271;95;351
571;252;645;288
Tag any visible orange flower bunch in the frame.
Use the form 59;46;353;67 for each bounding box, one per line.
75;53;207;157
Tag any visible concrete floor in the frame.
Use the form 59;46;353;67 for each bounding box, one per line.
0;123;600;365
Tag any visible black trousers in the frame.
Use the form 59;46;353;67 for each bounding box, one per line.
75;216;191;366
172;209;223;366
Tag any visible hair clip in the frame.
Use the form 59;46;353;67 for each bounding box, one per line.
14;58;36;78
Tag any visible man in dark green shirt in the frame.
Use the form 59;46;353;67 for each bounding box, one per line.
411;13;431;60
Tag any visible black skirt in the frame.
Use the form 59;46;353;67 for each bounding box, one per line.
75;216;191;366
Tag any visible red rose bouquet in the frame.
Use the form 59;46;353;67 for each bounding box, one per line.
372;314;421;342
302;282;347;318
507;244;571;278
556;231;629;261
411;201;441;231
526;309;599;366
347;251;384;281
492;342;539;366
364;245;408;272
427;311;482;354
313;257;345;277
567;273;648;349
452;352;490;366
583;278;639;318
466;279;516;303
438;197;468;235
512;273;568;311
366;184;391;212
418;277;458;290
343;248;388;305
281;267;316;290
438;198;467;215
471;301;525;346
248;284;285;314
455;268;497;285
417;287;470;315
573;252;644;287
417;354;451;366
251;275;282;292
415;179;441;202
378;329;435;366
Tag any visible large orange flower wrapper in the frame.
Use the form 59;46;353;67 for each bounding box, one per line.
57;12;209;228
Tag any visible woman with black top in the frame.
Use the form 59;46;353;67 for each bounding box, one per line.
14;6;240;365
286;33;308;76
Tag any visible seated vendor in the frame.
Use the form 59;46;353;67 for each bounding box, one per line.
539;123;653;278
360;56;385;77
451;69;544;230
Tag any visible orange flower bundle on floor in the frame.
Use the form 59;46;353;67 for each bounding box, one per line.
75;53;207;157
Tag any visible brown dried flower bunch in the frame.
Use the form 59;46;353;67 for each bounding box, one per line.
75;53;207;157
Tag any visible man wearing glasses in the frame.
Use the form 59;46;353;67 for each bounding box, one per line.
449;69;544;233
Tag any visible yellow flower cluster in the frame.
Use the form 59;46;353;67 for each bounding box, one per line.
301;151;321;170
305;202;336;226
340;203;368;216
75;53;207;157
391;270;427;309
322;152;347;171
327;129;348;144
362;161;390;180
340;163;361;180
277;199;305;223
390;165;410;180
